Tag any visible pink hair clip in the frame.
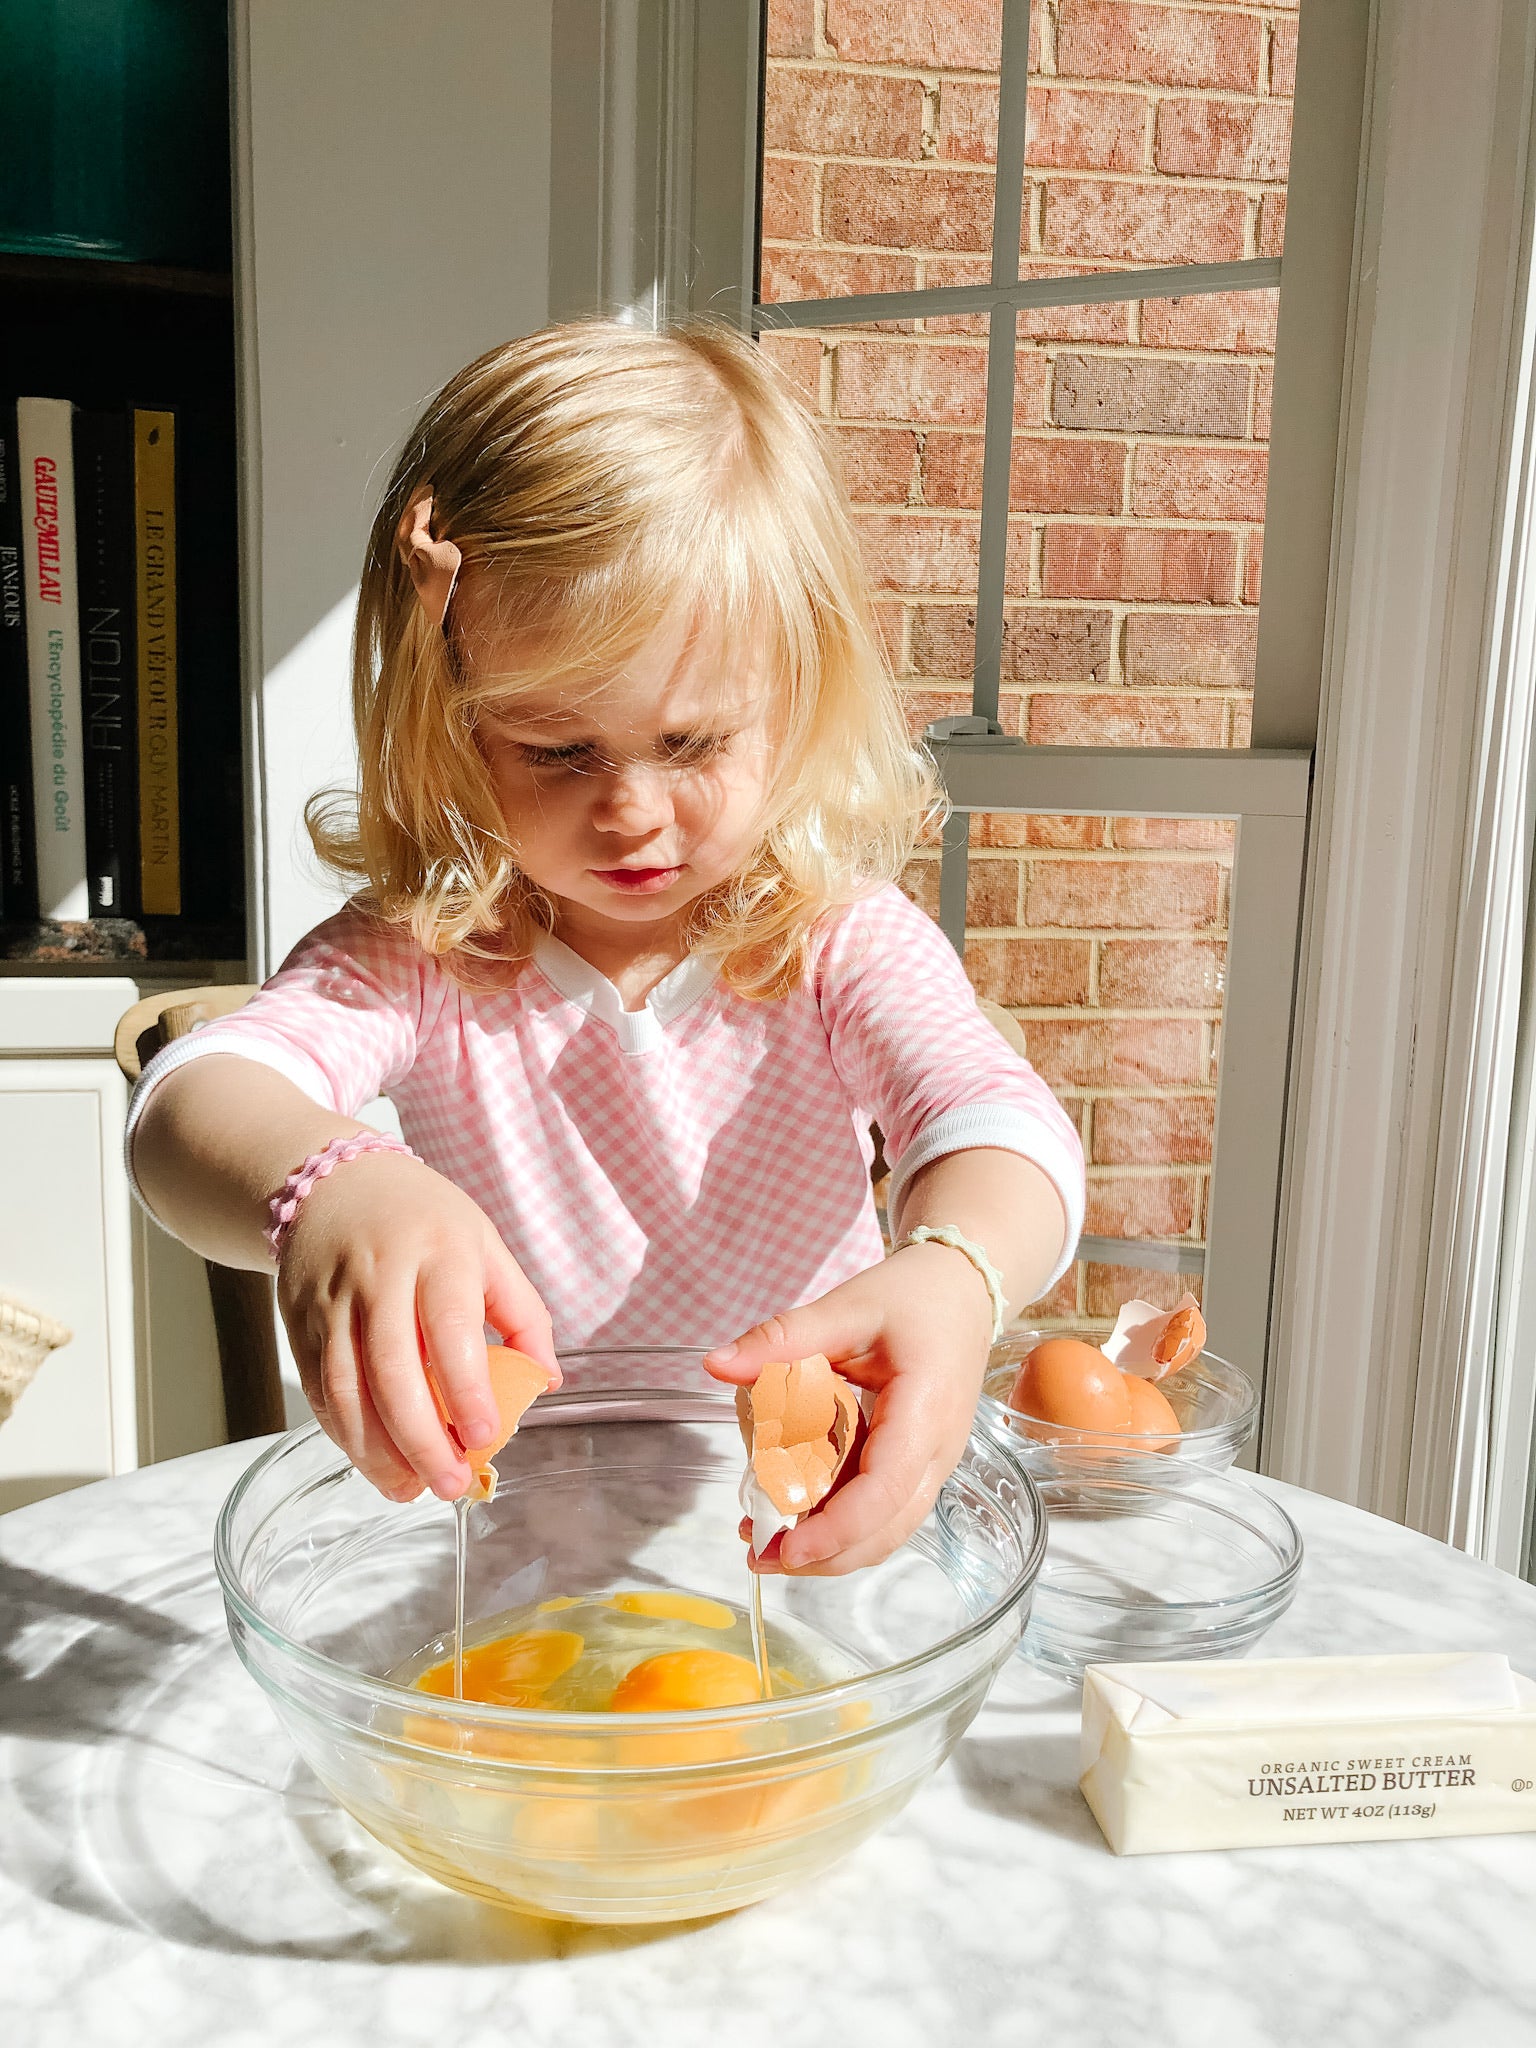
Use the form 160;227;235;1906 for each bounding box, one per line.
265;1131;422;1263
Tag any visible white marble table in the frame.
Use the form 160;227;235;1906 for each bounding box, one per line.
4;1444;1536;2048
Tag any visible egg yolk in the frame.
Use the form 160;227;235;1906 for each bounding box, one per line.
610;1649;764;1713
415;1628;584;1707
606;1590;736;1630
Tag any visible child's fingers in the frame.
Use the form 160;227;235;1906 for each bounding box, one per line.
702;1295;878;1386
360;1283;472;1499
416;1260;500;1447
482;1241;561;1385
775;1461;946;1577
777;1369;961;1574
355;1369;424;1501
315;1304;420;1499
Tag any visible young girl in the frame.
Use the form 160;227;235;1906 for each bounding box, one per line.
130;321;1084;1577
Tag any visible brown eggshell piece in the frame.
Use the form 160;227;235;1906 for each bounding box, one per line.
1153;1301;1207;1375
430;1344;550;1503
1121;1372;1181;1451
736;1354;862;1520
1102;1292;1207;1381
1009;1338;1134;1434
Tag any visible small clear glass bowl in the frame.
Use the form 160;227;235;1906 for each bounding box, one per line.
215;1359;1045;1925
1020;1469;1303;1679
979;1326;1259;1484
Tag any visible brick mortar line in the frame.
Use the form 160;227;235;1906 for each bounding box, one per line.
969;926;1234;939
855;508;1266;532
970;934;1234;946
788;346;1279;378
839;429;1276;451
767;61;1294;108
765;159;1294;197
980;995;1230;1008
1086;1168;1216;1179
762;245;1288;275
761;286;1283;313
993;1083;1218;1098
778;61;1294;92
909;685;1255;697
897;596;1260;612
968;853;1237;866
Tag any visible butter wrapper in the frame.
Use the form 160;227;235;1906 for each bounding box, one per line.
1080;1653;1536;1854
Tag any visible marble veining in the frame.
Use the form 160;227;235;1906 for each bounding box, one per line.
4;1446;1536;2047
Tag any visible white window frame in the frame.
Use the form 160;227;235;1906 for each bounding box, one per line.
551;0;1536;1552
729;0;1355;1432
1271;0;1536;1558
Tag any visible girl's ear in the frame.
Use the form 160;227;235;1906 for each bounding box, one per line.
395;488;463;629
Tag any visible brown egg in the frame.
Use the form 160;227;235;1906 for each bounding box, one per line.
1121;1372;1181;1450
1010;1339;1134;1434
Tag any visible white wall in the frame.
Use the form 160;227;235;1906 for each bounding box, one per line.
238;1;554;972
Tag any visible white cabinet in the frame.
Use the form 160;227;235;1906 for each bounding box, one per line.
0;983;138;1510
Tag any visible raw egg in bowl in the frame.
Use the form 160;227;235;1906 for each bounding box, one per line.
215;1356;1045;1925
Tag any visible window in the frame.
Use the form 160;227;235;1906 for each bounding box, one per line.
753;0;1344;1398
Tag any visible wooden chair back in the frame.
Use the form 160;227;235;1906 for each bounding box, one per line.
115;985;286;1443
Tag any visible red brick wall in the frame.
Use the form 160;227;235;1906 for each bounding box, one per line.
762;0;1297;1322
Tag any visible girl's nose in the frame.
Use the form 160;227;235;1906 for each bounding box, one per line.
594;762;674;835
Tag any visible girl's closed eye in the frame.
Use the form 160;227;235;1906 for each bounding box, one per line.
508;731;734;774
515;740;602;773
659;729;733;766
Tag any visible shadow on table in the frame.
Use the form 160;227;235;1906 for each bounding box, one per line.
950;1721;1107;1851
0;1556;693;1965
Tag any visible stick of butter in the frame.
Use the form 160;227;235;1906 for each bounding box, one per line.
1080;1653;1536;1854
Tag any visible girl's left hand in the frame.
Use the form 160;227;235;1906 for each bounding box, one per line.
702;1239;995;1575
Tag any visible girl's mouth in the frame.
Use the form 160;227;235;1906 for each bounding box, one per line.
591;865;685;895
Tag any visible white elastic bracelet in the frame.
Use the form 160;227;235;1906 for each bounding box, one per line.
892;1224;1008;1343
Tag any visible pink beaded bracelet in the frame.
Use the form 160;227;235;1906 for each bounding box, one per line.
264;1132;422;1262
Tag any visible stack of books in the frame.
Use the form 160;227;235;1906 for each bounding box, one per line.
0;393;233;930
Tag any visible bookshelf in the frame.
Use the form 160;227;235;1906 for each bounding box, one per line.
0;258;247;971
0;9;247;1510
1;0;559;1507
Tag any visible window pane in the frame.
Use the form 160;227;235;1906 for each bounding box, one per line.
1026;0;1299;277
760;319;992;736
905;809;1230;1329
1004;289;1273;745
759;0;1004;306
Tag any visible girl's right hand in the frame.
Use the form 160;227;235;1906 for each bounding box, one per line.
273;1151;559;1503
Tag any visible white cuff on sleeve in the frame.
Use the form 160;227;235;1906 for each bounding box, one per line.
123;1030;341;1215
885;1103;1085;1295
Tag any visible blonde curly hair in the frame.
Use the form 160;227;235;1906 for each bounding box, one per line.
309;318;936;997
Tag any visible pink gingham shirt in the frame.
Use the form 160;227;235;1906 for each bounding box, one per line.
127;885;1083;1380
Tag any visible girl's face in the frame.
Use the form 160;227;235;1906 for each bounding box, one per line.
466;598;777;952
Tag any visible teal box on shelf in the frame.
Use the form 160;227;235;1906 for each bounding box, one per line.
0;0;231;268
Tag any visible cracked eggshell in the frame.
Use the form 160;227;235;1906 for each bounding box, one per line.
430;1345;551;1502
1101;1294;1207;1381
736;1355;864;1546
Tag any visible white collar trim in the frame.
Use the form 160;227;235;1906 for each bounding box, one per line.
530;934;717;1052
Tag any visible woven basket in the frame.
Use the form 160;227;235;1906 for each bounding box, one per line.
0;1291;72;1426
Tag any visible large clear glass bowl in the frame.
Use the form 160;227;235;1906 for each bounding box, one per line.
1019;1470;1303;1679
980;1326;1259;1484
214;1357;1045;1925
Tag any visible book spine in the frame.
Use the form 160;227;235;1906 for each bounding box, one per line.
134;408;180;916
0;402;37;921
17;398;88;921
74;410;139;918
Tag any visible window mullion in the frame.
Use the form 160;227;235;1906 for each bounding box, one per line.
989;0;1031;293
970;0;1033;730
